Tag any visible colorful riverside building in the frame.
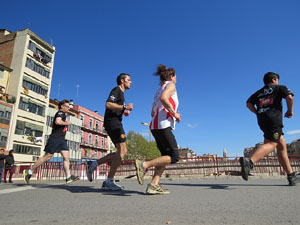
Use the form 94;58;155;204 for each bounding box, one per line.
72;105;111;164
44;99;82;162
0;63;14;149
0;28;55;162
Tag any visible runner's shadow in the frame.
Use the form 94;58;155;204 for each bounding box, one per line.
99;189;146;196
43;184;146;196
44;185;101;193
161;183;287;189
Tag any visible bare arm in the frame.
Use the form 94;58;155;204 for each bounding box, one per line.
105;102;133;111
285;95;294;118
246;102;257;115
160;83;181;122
55;117;71;126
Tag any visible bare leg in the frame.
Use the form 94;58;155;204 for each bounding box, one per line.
96;152;116;165
151;166;166;186
144;156;171;169
107;142;127;179
276;136;293;175
60;150;71;177
143;156;171;185
250;139;277;164
31;153;53;171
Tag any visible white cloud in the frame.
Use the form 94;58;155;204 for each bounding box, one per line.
186;123;197;128
286;130;300;135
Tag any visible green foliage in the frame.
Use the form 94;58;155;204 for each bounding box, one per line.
125;130;160;160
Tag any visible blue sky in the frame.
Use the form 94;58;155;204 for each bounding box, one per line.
2;0;300;156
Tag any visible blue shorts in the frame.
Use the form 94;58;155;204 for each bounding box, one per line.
44;137;69;154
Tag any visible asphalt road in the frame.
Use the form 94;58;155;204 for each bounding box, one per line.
1;176;300;225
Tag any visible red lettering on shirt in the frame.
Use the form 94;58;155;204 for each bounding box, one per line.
259;97;273;107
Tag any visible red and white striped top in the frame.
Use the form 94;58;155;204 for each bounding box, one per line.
150;81;179;130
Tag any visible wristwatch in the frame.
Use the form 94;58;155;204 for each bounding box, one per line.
123;105;126;110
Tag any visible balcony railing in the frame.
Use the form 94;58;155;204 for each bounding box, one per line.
82;123;107;135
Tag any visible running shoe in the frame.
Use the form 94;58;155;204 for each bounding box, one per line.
288;172;300;186
100;180;124;191
146;183;170;195
135;159;145;185
23;169;32;184
86;161;95;182
66;175;80;183
239;157;253;181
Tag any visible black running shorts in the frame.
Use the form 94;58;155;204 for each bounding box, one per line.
105;120;126;145
44;137;69;154
258;119;283;143
151;127;179;163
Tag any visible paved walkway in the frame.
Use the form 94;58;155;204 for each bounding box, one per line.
1;176;300;225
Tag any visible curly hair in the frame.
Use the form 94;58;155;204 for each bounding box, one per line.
154;64;176;82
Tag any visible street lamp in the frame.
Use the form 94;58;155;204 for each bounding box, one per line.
141;122;152;142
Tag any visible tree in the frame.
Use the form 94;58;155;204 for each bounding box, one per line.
125;130;160;160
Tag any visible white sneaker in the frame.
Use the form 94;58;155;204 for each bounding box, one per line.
101;180;124;191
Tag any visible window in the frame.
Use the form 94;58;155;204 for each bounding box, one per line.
19;97;45;116
95;135;98;146
80;115;84;121
23;79;48;96
0;127;9;147
25;57;50;78
0;69;4;79
0;104;12;125
15;120;43;137
28;41;52;65
13;144;40;156
46;116;54;126
101;137;104;148
88;134;92;145
95;121;99;130
89;119;93;129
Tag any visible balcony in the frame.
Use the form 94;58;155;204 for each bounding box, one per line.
81;123;107;135
80;140;108;151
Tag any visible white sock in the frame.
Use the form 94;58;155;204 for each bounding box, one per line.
66;175;71;179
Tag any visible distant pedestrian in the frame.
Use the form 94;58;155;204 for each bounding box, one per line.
86;73;133;190
23;99;79;184
4;150;14;183
135;64;181;194
0;148;5;183
240;72;300;185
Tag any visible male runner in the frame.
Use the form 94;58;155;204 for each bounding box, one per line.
86;73;133;190
240;72;300;186
23;99;79;184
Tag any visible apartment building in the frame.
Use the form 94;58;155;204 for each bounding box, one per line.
44;99;82;162
72;105;109;161
0;28;55;162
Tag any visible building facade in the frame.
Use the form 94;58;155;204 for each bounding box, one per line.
72;105;109;161
0;28;55;162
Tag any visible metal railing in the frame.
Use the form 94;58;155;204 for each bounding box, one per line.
8;155;300;182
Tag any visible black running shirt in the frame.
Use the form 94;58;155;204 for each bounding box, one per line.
50;110;68;139
247;85;294;125
104;86;125;123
